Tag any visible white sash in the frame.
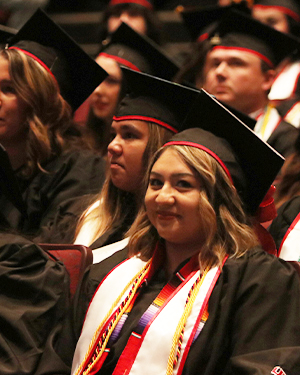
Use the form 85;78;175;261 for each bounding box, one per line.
72;256;146;374
269;61;300;101
72;257;220;375
92;237;129;264
279;213;300;261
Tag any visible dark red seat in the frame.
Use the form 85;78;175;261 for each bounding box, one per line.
39;243;93;299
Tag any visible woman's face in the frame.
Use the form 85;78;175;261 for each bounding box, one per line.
252;6;290;33
89;55;122;121
107;119;149;193
107;10;147;35
145;148;205;248
0;56;28;148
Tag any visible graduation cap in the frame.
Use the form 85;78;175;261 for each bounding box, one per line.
0;24;17;44
108;0;154;10
0;144;27;217
210;9;300;67
253;0;300;22
114;67;201;133
179;1;251;42
99;22;180;80
166;89;284;214
7;8;108;111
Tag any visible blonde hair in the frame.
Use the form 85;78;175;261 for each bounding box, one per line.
74;122;173;245
1;48;73;178
128;145;259;270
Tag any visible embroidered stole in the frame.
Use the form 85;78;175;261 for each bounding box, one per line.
269;61;300;101
72;256;222;375
254;105;281;141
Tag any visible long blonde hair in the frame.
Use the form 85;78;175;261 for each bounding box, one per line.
128;145;259;270
1;48;73;178
74;122;173;245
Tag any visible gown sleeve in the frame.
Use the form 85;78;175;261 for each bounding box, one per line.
225;251;300;374
0;234;70;375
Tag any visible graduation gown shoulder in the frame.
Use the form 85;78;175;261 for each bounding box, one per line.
5;149;106;242
0;233;70;375
267;119;299;158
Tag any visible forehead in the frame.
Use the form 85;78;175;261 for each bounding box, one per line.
153;148;192;173
96;55;121;77
206;47;263;64
0;56;11;78
111;119;149;132
252;6;288;18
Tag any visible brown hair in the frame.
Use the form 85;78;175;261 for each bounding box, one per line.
128;145;258;270
1;48;73;178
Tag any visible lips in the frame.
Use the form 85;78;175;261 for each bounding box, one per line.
110;159;124;169
156;210;178;220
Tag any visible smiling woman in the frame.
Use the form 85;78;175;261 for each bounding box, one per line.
49;91;300;375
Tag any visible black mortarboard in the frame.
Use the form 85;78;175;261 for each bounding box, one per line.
253;0;300;21
108;0;153;9
7;8;108;110
210;9;300;67
179;2;250;42
99;22;180;80
0;144;27;217
166;90;284;214
114;67;200;133
0;24;17;44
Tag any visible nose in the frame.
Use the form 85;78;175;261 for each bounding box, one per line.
107;135;122;156
155;183;175;206
93;81;106;96
215;62;228;78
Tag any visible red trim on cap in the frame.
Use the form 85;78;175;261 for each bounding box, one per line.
253;4;300;22
109;0;153;10
8;46;58;83
163;140;234;184
197;32;209;42
211;45;274;68
99;52;141;72
113;115;178;133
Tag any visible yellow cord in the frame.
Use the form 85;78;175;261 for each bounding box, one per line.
75;260;151;375
166;267;209;375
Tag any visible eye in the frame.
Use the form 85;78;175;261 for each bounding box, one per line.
2;84;16;94
177;180;192;189
149;178;163;188
123;131;138;140
106;76;121;86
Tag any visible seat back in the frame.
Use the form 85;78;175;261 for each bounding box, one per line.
39;243;93;299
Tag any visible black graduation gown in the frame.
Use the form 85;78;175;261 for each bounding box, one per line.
38;246;300;375
0;233;70;375
0;150;106;243
267;119;299;158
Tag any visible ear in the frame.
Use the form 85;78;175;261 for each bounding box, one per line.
261;69;276;92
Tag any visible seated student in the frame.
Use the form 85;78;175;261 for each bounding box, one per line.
252;0;300;114
73;68;200;258
74;22;180;155
37;90;300;375
98;0;163;45
179;9;300;158
0;9;108;242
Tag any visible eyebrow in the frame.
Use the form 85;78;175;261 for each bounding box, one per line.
150;171;195;178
